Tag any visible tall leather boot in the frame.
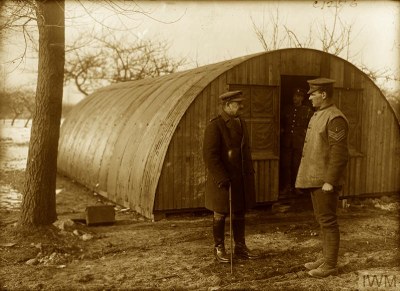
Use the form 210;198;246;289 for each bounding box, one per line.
213;216;230;263
308;231;339;278
304;228;325;270
233;216;259;260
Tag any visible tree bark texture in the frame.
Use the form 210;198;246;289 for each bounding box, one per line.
20;0;65;225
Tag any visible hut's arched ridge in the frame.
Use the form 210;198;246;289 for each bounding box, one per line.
58;48;400;219
58;53;263;217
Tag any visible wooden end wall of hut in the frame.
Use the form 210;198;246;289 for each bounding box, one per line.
58;49;399;218
330;57;400;197
154;49;400;213
155;53;282;211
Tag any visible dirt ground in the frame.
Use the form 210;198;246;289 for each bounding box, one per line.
0;120;399;290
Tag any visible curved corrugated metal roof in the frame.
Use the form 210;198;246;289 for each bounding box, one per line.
59;48;399;219
58;52;264;218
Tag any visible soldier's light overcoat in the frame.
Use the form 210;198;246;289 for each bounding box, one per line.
296;104;349;188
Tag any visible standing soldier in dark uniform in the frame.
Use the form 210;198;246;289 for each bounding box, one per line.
296;78;349;278
281;88;313;196
203;90;259;263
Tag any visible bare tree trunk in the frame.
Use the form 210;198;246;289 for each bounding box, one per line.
11;114;20;126
24;117;31;128
20;0;65;226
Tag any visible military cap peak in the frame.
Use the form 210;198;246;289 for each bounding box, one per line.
293;87;306;96
307;77;336;94
219;90;244;102
307;77;336;85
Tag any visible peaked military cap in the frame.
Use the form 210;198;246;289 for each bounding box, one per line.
293;87;306;97
307;78;336;94
219;90;244;102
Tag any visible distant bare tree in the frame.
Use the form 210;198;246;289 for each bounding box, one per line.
251;9;286;52
359;64;400;120
1;0;183;226
382;88;400;122
4;92;25;126
65;32;185;96
314;6;355;59
21;90;35;127
0;1;38;68
252;6;357;60
358;64;400;85
2;89;35;126
251;5;399;114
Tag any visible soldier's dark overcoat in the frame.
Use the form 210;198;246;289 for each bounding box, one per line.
281;104;313;150
203;110;256;213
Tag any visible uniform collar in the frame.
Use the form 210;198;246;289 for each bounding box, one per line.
317;103;334;111
220;108;238;122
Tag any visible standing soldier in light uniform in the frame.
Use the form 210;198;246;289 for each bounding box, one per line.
281;88;313;196
203;90;259;263
296;78;349;278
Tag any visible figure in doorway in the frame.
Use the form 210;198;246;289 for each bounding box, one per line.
280;87;313;196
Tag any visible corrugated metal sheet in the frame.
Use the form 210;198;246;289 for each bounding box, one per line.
58;53;264;218
58;48;400;219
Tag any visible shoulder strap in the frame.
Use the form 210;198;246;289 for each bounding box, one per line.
214;116;233;148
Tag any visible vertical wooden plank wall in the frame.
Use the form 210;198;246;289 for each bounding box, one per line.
155;49;400;212
59;49;400;217
154;73;226;210
230;56;279;203
337;59;400;197
361;81;400;195
156;54;280;211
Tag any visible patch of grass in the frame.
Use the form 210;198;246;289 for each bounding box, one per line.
0;137;12;142
0;169;25;193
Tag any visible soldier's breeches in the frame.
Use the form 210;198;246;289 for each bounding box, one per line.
213;211;246;246
311;188;340;267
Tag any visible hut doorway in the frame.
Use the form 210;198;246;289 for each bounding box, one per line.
229;84;280;202
279;75;316;198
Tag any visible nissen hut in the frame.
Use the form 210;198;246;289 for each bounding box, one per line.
58;48;400;220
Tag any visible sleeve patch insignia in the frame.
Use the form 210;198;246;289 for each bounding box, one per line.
328;128;346;141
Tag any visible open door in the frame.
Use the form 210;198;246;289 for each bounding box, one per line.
279;75;316;198
229;84;280;203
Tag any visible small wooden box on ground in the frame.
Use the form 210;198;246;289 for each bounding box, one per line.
85;205;115;226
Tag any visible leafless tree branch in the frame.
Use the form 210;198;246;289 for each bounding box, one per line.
64;31;185;95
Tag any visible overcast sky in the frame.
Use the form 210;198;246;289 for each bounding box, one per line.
121;1;399;71
1;0;399;103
